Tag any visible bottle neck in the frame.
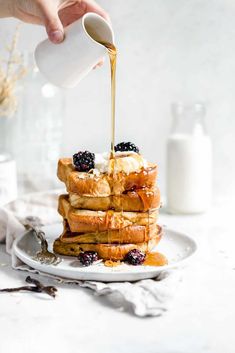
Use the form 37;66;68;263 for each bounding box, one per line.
170;103;208;136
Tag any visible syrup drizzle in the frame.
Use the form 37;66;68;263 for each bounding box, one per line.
98;41;117;157
100;41;166;266
99;41;118;258
144;252;168;266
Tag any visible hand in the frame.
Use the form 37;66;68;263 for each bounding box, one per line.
9;0;109;44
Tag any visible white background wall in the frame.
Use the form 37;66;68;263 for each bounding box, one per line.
1;0;235;200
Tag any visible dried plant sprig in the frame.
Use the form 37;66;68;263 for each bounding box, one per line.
0;276;58;298
0;23;27;117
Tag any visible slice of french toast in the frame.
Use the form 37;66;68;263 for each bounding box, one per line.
53;226;162;260
58;194;158;233
60;221;160;244
69;187;160;211
57;158;157;196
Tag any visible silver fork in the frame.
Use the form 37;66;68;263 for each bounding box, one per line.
22;216;61;265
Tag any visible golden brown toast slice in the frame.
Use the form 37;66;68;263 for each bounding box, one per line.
59;194;158;233
60;220;159;244
69;187;160;211
57;158;157;196
53;226;162;260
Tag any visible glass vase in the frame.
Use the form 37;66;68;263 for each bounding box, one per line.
8;54;65;195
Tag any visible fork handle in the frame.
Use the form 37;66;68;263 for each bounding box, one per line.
33;229;48;252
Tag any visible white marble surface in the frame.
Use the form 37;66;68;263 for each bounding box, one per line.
0;202;234;353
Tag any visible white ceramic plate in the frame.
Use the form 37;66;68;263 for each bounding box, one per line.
13;224;197;282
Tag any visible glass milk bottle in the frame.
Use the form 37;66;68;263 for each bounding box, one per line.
166;102;212;214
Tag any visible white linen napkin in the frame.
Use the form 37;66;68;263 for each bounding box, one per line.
0;190;181;317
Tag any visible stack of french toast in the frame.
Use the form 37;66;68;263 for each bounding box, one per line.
53;142;162;265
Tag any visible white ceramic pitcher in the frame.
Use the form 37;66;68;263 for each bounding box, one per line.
34;13;114;88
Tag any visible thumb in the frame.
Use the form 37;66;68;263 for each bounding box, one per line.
38;1;64;43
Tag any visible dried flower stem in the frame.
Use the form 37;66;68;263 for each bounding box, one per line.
0;23;27;117
0;276;58;298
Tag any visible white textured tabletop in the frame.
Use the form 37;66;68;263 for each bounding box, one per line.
0;201;234;353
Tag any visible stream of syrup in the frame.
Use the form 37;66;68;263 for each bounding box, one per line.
99;41;167;266
99;41;122;255
98;41;117;158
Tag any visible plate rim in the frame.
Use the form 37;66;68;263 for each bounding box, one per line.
13;224;197;279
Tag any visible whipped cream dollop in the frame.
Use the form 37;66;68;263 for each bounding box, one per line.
94;151;147;174
94;152;110;173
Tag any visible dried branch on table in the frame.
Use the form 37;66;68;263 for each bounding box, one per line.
0;276;58;298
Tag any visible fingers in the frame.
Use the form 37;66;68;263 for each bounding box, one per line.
38;0;110;43
37;0;64;43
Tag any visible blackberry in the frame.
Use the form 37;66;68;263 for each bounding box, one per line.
78;251;99;266
124;249;145;265
73;151;95;172
114;142;139;154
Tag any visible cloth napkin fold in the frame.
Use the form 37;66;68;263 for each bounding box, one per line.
0;190;181;317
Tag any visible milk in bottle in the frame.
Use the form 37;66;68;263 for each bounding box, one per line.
166;103;212;214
